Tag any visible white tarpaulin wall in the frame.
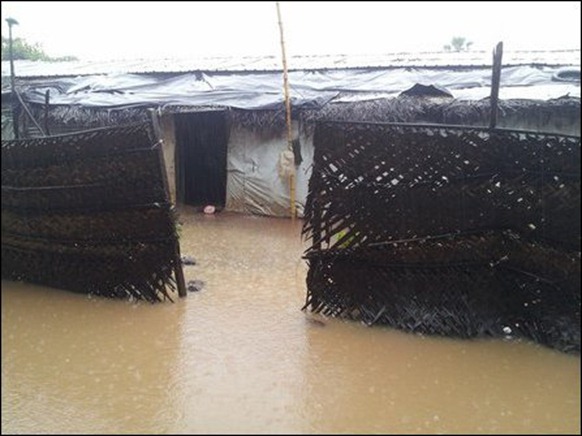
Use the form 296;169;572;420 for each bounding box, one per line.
225;124;313;217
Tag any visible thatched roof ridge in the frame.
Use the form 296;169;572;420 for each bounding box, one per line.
303;95;580;123
27;95;581;137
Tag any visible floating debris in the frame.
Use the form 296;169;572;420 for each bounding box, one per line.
187;280;205;292
181;255;197;266
305;317;326;327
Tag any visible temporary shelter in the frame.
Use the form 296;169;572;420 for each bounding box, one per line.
2;50;580;217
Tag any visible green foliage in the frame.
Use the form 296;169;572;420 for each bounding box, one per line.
2;36;47;61
443;36;473;52
335;227;356;248
1;36;78;62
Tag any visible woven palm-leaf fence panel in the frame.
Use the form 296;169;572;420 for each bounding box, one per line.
2;122;184;302
303;121;580;353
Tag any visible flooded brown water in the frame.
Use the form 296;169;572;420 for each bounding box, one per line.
2;210;580;434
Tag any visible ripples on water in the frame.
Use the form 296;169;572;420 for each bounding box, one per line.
2;211;580;434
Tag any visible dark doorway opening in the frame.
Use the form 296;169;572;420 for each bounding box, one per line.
174;111;228;209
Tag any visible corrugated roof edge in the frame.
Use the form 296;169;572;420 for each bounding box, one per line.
1;49;580;79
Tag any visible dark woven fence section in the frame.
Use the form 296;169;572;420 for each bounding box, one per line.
303;121;580;353
2;123;182;302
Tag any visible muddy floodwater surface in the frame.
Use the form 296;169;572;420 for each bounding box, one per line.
1;210;580;434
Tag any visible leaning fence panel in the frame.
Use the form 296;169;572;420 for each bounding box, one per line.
1;122;183;302
303;121;580;353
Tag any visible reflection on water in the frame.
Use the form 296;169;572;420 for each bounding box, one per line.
2;210;580;434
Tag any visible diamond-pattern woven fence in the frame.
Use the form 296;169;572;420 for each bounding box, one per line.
2;122;184;302
303;121;580;353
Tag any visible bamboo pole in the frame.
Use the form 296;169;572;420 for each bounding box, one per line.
15;90;45;136
44;90;50;136
276;2;296;220
149;109;187;298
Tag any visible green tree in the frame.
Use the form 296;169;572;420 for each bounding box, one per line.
443;36;473;52
1;36;77;61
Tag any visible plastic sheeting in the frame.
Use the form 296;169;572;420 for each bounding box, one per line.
225;125;313;217
20;72;336;110
17;65;581;111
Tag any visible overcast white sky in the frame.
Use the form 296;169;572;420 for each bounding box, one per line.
1;1;580;61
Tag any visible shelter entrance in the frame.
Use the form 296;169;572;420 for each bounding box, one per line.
174;111;228;209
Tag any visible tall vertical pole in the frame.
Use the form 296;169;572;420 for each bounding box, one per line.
276;2;296;220
489;41;503;129
6;17;20;139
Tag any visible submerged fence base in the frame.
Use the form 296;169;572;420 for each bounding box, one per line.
304;230;580;354
1;123;184;302
303;121;580;354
